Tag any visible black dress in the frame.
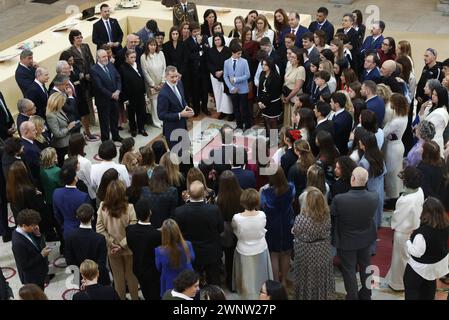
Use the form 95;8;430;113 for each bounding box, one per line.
162;41;188;77
70;66;90;117
256;71;282;118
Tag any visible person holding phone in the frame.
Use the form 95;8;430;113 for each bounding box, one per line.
157;66;194;150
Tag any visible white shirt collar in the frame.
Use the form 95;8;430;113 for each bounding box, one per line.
365;95;377;102
138;221;152;226
317;118;327;126
171;290;193;300
102;18;110;23
189;199;204;203
65;185;77;188
22;137;33;144
307;46;315;54
80;224;92;229
372;35;381;41
334;108;345;116
20;63;30;69
318;19;327;26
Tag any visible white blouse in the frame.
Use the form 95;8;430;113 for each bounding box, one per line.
140;51;166;91
391;188;424;233
232;211;268;256
252;29;274;44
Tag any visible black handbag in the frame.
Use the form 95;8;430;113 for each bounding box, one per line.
282;85;292;97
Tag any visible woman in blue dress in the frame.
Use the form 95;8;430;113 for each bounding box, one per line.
155;219;195;298
358;130;386;254
260;166;295;288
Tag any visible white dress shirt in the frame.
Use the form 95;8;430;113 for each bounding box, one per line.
90;161;131;191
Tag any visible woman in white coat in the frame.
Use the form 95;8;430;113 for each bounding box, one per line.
382;93;409;200
385;166;424;291
141;38;166;128
420;86;449;158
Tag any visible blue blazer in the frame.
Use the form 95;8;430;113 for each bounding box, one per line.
366;96;385;127
157;82;188;145
361;67;381;83
332;110;353;155
280;25;310;48
90;62;122;108
231;167;256;190
21;139;41;185
308;20;335;45
360;35;384;55
155;241;195;298
53;187;90;237
25;81;48;119
15;64;36;97
223;57;250;94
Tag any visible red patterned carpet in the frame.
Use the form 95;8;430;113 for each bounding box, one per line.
371;227;394;278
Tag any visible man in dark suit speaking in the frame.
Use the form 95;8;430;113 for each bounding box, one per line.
157;66;194;150
331;167;378;300
91;49;123;142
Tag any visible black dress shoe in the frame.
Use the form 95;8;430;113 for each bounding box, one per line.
131;131;137;137
2;234;11;243
113;136;124;143
218;113;226;120
140;130;148;137
227;114;235;121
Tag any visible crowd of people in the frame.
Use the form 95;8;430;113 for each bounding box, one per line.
1;0;449;300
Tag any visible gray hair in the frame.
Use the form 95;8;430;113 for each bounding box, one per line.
19;121;35;136
17;98;33;113
53;73;69;85
351;167;368;186
55;60;69;74
96;49;107;60
20;49;33;60
165;65;178;76
426;79;443;94
343;13;355;23
418;120;436;141
35;67;48;78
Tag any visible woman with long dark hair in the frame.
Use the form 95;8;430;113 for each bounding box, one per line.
200;9;217;39
358;131;386;234
330;156;357;200
377;37;396;65
141;166;178;228
229;16;245;39
163;26;187;78
257;58;283;133
216;171;243;290
352;10;366;48
417;141;446;199
95;168;119;208
244;10;258;30
403;197;449;300
260;166;295;288
316;130;339;185
288;140;315;198
273;9;289;48
126;166;149;205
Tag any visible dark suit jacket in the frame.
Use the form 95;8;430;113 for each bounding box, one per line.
90;63;122;109
366;96;385;127
0;92;14;140
72;284;120;300
308;20;335;44
310;119;335;156
114;46;144;70
185;36;204;73
331;187;378;250
333;110;353;155
231;167;256;190
336;27;360;51
11;229;48;287
125;223;161;282
157;82;188;145
163;41;188;76
119;63;146;103
361;67;381;83
280;25;310;48
65;227;110;285
280;148;298;178
15;64;36;97
25;81;48;119
174;202;224;265
92;18;124;51
360;35;384;56
21;139;41;185
380;76;404;94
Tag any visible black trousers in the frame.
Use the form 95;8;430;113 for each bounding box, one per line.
193;260;221;286
137;274;161;300
0;172;10;237
230;93;250;130
403;263;436;300
127;97;146;132
338;246;372;300
223;245;236;290
98;101;119;141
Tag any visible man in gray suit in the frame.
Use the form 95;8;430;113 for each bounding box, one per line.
302;32;320;64
331;167;378;300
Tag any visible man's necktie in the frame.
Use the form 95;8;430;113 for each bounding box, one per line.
103;65;112;81
183;4;187;13
42;84;47;95
172;84;183;106
291;29;295;34
233;59;236;72
105;20;112;42
0;97;9;122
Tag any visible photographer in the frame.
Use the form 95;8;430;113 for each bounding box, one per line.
46;92;78;167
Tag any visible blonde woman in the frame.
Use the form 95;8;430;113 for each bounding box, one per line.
39;147;61;206
376;83;393;127
155;218;195;298
292;186;335;300
252;15;274;43
396;40;414;73
229;16;245;38
96;180;139;300
46;92;77;166
283;48;306;126
121;151;140;179
29;115;50;151
141;38;166;128
160;152;186;203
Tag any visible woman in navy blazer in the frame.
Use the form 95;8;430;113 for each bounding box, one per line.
155;219;195;298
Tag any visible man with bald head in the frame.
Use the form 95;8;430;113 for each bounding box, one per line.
90;49;123;142
380;60;404;94
115;33;143;69
25;67;49;118
331;167;378;300
174;180;224;286
20;121;41;185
